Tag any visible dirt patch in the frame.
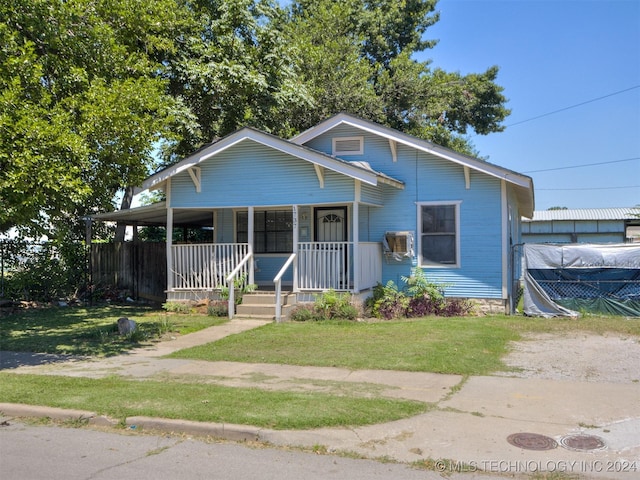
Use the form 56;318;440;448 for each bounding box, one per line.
497;333;640;384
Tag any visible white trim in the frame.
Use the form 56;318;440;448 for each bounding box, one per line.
389;139;397;162
187;167;201;192
142;128;382;191
292;113;533;212
416;201;462;269
332;136;363;155
353;201;360;293
166;207;174;291
501;181;508;299
314;164;325;188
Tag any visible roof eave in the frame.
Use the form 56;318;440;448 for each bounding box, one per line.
142;127;394;190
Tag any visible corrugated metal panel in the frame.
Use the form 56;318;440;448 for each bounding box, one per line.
525;208;640;222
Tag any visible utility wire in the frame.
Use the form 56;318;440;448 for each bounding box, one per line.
506;85;640;128
523;156;640;173
537;185;640;191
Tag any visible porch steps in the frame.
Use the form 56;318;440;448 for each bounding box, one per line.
235;291;297;320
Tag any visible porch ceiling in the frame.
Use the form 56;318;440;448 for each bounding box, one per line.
91;202;212;227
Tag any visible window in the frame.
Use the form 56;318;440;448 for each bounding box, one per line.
418;202;460;267
237;210;293;253
332;136;363;155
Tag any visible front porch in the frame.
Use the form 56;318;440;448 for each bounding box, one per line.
167;241;382;320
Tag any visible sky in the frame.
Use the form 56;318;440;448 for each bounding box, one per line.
418;0;640;211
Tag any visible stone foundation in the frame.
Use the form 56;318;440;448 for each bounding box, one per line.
467;298;509;315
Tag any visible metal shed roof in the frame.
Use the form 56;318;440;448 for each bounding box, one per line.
524;207;640;222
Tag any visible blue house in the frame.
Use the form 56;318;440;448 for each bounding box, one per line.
99;114;534;318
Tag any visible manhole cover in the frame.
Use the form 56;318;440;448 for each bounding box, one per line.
507;432;558;451
560;434;606;452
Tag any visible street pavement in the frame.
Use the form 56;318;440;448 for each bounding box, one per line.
1;319;639;479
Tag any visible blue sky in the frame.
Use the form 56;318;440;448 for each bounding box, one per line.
418;0;640;210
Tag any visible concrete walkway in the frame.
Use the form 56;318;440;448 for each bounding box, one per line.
2;319;639;479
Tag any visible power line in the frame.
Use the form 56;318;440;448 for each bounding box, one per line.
506;85;640;128
537;185;640;191
523;156;640;173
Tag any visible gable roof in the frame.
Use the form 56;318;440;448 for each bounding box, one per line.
142;127;404;192
292;113;535;217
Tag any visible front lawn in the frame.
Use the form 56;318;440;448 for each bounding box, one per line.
0;305;225;356
168;315;640;376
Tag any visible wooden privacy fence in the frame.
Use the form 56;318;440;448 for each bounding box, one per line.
91;242;166;302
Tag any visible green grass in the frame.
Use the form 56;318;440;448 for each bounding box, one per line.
0;373;427;430
1;307;638;431
0;305;226;356
168;318;517;375
168;315;640;376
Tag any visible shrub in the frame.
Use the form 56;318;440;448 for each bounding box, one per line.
366;269;472;319
290;304;318;322
290;290;359;321
367;281;408;320
219;273;257;305
162;302;193;314
313;290;358;320
440;298;474;317
207;301;228;317
401;267;445;303
406;295;442;317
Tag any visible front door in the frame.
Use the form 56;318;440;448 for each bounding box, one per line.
314;207;348;289
314;207;347;242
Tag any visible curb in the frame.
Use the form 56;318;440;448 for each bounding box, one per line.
0;403;263;442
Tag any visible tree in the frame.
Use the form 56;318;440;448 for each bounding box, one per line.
280;0;509;153
0;0;195;238
1;0;512;240
164;0;313;158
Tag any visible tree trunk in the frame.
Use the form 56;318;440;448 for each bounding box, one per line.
114;186;134;242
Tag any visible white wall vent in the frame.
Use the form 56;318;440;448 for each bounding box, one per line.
332;136;364;155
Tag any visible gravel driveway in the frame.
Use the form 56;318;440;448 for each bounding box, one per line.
497;333;640;384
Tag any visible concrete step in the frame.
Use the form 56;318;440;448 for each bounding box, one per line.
235;303;295;320
241;292;297;306
242;291;297;305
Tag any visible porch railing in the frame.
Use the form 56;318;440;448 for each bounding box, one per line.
297;242;351;291
171;243;249;290
357;242;382;291
170;241;382;294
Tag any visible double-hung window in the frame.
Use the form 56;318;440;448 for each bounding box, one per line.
237;210;293;253
418;202;460;267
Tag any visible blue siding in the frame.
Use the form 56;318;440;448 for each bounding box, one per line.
373;156;504;298
165;123;525;301
360;182;383;205
305;127;506;299
170;140;356;208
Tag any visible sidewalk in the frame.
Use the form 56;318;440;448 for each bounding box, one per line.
2;319;639;479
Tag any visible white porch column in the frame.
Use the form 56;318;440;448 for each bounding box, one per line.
213;210;218;242
292;205;299;292
353;180;361;293
166;207;174;292
248;206;254;285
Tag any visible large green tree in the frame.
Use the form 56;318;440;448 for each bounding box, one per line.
281;0;510;153
0;0;195;237
164;0;313;158
1;0;511;239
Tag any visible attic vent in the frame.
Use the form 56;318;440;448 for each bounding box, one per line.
333;136;363;155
